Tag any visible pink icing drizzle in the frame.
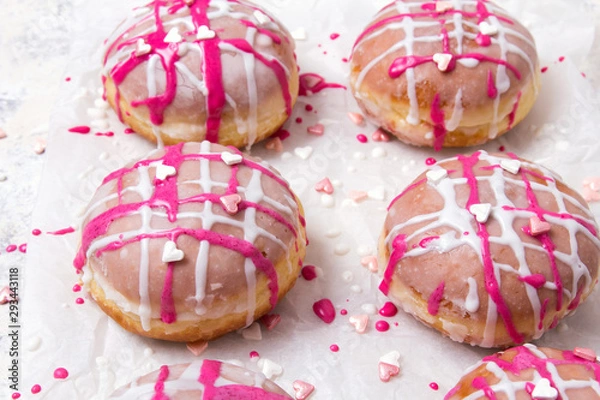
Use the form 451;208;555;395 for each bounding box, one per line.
74;143;303;324
152;365;170;400
198;359;289;399
330;344;340;352
6;244;17;253
444;345;600;399
487;69;497;98
313;298;336;323
459;152;523;344
518;273;546;289
507;91;522;129
47;226;75;235
298;73;346;96
430;93;446;151
379;234;407;295
31;229;42;236
427;281;445;315
31;384;41;394
106;0;293;143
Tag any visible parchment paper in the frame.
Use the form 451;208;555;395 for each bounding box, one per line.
19;0;600;398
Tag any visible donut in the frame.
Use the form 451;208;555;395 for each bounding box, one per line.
350;0;540;150
445;344;600;399
73;141;307;342
102;0;298;148
110;359;292;399
379;151;600;347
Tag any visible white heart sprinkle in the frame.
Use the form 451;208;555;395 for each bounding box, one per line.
196;25;215;40
291;27;307;40
500;159;521;174
241;322;262;341
368;186;386;201
426;168;448;184
164;27;182;43
469;203;492;223
253;10;270;25
479;21;499;36
162;240;184;263
432;53;453;72
294;146;313;160
221;151;243;165
531;378;558;399
258;358;283;379
135;38;152;56
155;163;177;180
379;350;401;368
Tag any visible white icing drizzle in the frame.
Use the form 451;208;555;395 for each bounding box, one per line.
353;0;537;133
84;141;303;331
465;276;479;313
385;151;600;346
458;344;600;399
103;0;293;148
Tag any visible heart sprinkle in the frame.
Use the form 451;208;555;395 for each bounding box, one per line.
155;163;177;180
162;240;184;263
469;203;492;223
220;151;243;165
529;216;551;236
220;194;242;215
315;177;334;194
135;38;152;56
500;159;521;174
426;168;448;184
164;27;182;43
196;25;216;40
292;380;314;400
432;53;453;72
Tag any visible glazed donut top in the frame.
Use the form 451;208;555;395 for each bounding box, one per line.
110;359;291;399
445;344;600;399
103;0;296;146
351;0;538;148
381;151;600;347
73;141;305;330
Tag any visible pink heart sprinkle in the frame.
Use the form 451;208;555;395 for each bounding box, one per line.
220;194;242;215
307;123;325;136
349;314;369;333
349;190;368;202
186;340;208;356
260;314;281;331
265;137;283;152
0;286;16;304
372;128;390;142
529;216;551;236
347;112;365;126
573;347;597;361
292;380;315;400
314;177;334;194
360;256;378;272
378;362;400;382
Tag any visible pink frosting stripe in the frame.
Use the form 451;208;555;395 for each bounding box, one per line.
105;0;294;143
151;365;170;400
459;152;524;344
74;143;302;322
427;281;445;315
353;1;513;51
198;360;289;399
225;38;293;116
380;234;407;295
430;93;446;151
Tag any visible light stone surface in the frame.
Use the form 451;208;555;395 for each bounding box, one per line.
1;0;600;399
